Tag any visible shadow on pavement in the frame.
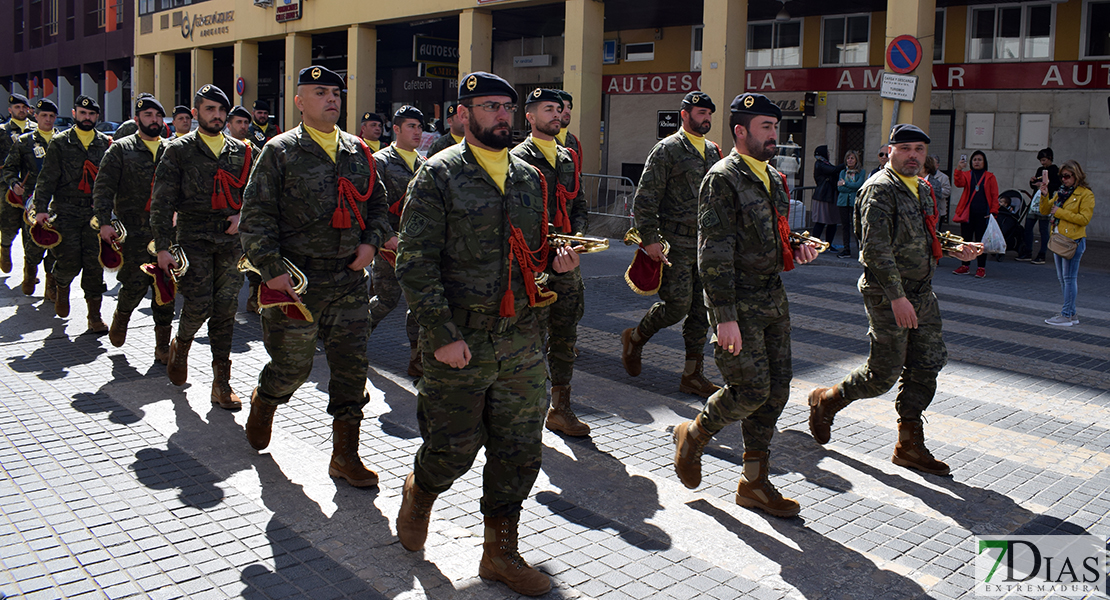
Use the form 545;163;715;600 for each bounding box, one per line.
7;324;107;380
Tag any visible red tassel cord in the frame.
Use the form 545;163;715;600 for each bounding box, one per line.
210;145;252;210
332;141;377;230
500;169;551;317
770;171;795;272
78;160;99;194
553;148;581;233
919;177;944;261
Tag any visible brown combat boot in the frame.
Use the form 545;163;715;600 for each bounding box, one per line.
545;385;590;436
108;310;129;347
679;354;721;398
21;262;37;295
407;342;423;378
328;419;378;487
44;273;57;303
0;245;11;273
672;415;712;489
892;420;951;476
620;326;646;377
808;385;851;444
166;336;191;385
54;284;70;317
86;297;108;333
245;389;278;450
735;450;801;518
478;515;551;597
154;325;171;364
210;359;242;410
397;472;438;551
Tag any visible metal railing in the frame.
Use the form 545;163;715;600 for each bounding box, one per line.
582;173;636;222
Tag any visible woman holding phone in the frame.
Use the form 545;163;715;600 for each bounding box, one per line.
1038;160;1096;326
953;151;999;278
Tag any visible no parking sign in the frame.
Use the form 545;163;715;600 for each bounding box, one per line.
886;35;922;74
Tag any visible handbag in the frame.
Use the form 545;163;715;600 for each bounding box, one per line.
1048;232;1077;259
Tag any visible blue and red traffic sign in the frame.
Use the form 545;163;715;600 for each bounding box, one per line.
886;35;922;74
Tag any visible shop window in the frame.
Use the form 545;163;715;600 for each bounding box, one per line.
692;25;702;71
822;15;869;66
934;9;944;63
625;42;654;62
748;20;802;68
969;4;1052;62
1085;1;1110;57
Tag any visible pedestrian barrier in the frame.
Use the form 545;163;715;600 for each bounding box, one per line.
582;173;637;238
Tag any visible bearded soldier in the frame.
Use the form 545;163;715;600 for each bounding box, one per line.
3;99;57;298
553;90;581;161
248;100;280;146
1;93;36;274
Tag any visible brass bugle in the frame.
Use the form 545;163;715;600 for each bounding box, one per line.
24;199;56;227
622;227;670;256
146;240;189;283
237;255;308;295
789;230;830;253
548;231;610;253
90;216;127;251
937;230;974;252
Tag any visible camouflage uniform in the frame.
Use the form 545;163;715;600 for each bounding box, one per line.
369;143;422;346
33;126;111;298
240;125;391;422
631;130;723;354
91;133;173;326
836;167;947;421
150;131;251;361
396;141;550;517
426;133;460;158
248;121;279;147
1;119;35;252
510;136;587;386
113;120;139;139
557;130;581;163
696;150;793;449
2;128;55;275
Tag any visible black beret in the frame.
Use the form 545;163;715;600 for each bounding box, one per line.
173;105;191;117
556;90;573;107
297;65;345;89
524;88;564;108
135;95;165;117
458;72;518;103
889;123;931;145
445;103;458;118
195;84;230;110
9;93;30;107
35;99;59;114
394;105;424;122
729;93;781;120
228;105;251;120
253;99;270;112
75;95;101;113
682;91;716;113
362;111;383;124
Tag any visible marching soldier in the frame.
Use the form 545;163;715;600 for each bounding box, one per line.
240;65;391;487
170;105;192;138
248;100;280;146
554;90;581;161
807;124;981;476
510;88;591;437
33;95;110;330
114;93;171;140
93;95;175;363
228;104;263;313
621;91;723;397
1;93;36;274
357;112;384;152
370;105;422;377
3;99;56;297
394;71;579;597
673;94;818;518
426;103;462;158
151;84;251;409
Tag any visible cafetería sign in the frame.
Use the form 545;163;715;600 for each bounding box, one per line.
180;9;234;40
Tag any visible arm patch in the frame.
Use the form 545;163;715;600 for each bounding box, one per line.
404;212;429;237
700;207;721;229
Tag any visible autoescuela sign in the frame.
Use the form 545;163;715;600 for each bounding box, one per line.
413;36;459;65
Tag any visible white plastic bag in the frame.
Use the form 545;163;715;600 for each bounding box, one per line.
982;214;1007;254
1028;190;1043;217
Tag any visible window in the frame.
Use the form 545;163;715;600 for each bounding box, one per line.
934;9;944;62
46;0;58;37
822;15;869;65
625;42;654;62
748;20;802;68
969;4;1052;61
14;1;23;52
692;25;702;70
1084;1;1110;57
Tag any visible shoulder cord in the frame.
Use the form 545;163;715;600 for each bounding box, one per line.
500;167;551;317
332;140;377;230
211;144;252;210
553;147;581;233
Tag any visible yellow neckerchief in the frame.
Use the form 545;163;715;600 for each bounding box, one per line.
470;143;509;194
306;124;339;163
11;118;29;132
363;138;381;152
393;144;419;172
141;136;162;160
532;136;558;169
683;129;706;159
740;153;771;195
74;126;95;149
451;133;463;144
38;129;54;144
556;128;568;145
254;121;268;132
892;168;920;200
198;130;225;158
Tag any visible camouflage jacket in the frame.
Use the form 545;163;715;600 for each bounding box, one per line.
633;130;723;248
1;119;36;193
248;121;280;147
373;143;425;231
150;131;252;250
854;167;939;299
34;127;111;224
2;128;53;200
396;141;550;350
698;149;792;324
92;133;165;232
426;132;460;158
113;120;138;139
240;124;391;283
511;136;588;234
557;130;581;162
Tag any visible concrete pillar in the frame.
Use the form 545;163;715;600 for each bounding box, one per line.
701;0;748;151
58;76;74;113
881;0;935;141
233;40;258;111
347;25;376;135
459;9;492;75
564;0;604;172
105;69;123;121
12;82;27;97
191;47;214;96
134;55;155;99
154;53;175;107
80;72;98;98
285;33;312;128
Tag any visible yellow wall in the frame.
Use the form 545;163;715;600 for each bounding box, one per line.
945;6;966;64
1055;0;1082;61
600;26;694;75
802;16;821;68
869;12;886;66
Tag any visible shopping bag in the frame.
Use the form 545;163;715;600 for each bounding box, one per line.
981;214;1007;254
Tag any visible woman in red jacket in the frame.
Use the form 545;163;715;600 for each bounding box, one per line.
952;150;999;277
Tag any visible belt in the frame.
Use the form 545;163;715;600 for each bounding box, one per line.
902;277;932;295
285;252;354;272
178;219;235;234
451;307;522;334
660;221;697;238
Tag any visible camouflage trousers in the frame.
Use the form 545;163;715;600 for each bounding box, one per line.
368;254;418;344
534;266;584;386
51;214;106;298
699;308;792;453
636;241;709;356
175;237;242;361
413;314;547;518
837;289;947;422
116;233;174;327
255;268;370;424
0;198;22;246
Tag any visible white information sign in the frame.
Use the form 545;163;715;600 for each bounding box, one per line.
879;73;918;102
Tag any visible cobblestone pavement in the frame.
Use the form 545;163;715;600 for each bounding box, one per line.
0;238;1108;600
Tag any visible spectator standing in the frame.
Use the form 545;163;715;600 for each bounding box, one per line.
924;156;951;223
1039;161;1095;326
952;150;999;278
836;150;865;258
1018;148;1060;265
811;145;841;250
869;148;888;177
